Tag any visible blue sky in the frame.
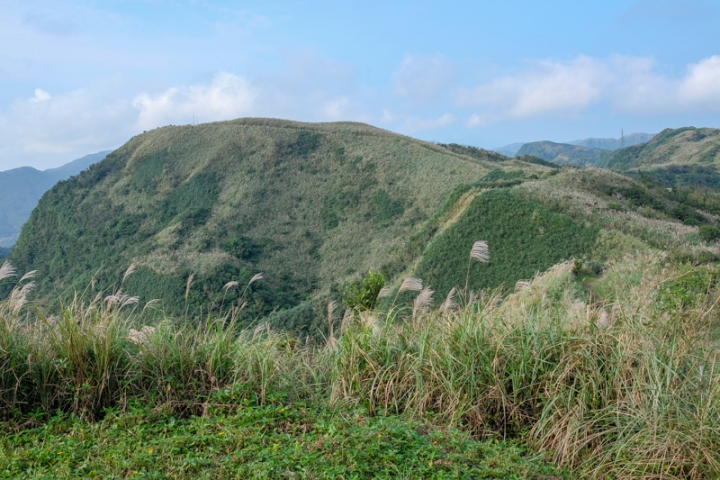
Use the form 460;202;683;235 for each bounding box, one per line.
2;0;720;170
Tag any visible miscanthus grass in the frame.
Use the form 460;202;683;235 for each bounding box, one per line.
1;255;719;478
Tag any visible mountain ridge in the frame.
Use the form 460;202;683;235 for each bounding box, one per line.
8;119;715;335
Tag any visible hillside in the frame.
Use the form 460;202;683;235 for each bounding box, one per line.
516;140;606;166
11;119;556;328
10;119;718;335
0;151;110;247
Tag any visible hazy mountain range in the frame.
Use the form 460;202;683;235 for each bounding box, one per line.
495;132;655;157
0;151;111;248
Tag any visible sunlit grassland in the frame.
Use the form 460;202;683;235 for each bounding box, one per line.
1;247;719;479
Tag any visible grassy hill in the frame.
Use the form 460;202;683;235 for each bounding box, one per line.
516;140;606;166
9;119;719;335
11;119;557;329
602;127;720;188
605;127;720;170
0;151;110;248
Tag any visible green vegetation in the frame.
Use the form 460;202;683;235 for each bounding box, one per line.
343;270;385;311
6;121;720;478
0;404;563;479
436;143;509;163
700;225;720;243
1;249;719;479
415;189;598;299
9;119;559;328
628;164;720;189
605;126;720;175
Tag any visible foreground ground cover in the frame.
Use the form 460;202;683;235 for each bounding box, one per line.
0;402;565;479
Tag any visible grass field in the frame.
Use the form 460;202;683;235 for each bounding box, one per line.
2;247;719;479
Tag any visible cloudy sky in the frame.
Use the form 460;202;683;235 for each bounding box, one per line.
2;0;720;170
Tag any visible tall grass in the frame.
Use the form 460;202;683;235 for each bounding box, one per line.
1;257;719;478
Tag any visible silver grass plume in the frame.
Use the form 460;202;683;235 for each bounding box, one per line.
122;264;136;284
128;326;156;345
469;241;489;263
399;277;423;292
440;287;457;314
413;286;434;318
253;323;271;340
0;262;16;282
120;295;139;308
8;281;34;314
143;299;161;312
185;273;195;302
248;273;263;285
105;291;139;309
223;281;240;292
19;270;37;283
377;286;392;299
327;300;338;348
327;300;337;324
515;280;531;292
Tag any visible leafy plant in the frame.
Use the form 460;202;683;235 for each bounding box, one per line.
343;270;385;311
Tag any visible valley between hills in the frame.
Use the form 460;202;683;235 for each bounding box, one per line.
2;118;720;478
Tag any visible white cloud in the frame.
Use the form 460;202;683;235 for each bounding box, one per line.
132;72;256;130
31;88;51;102
461;55;720;126
459;56;611;119
321;97;352;120
679;55;720;106
0;81;136;169
393;54;457;101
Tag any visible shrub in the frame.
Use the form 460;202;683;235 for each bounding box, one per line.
343;271;385;311
699;225;720;243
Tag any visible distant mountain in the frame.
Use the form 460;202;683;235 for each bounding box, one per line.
492;142;526;157
569;133;655;151
515;141;607;167
493;133;655;160
0;151;111;247
602;127;720;187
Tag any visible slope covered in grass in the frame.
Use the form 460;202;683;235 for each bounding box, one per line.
415;189;599;298
602;127;720;188
11;118;720;336
11;119;551;327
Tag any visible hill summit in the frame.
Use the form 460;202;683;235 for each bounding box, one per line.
12;119;529;326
